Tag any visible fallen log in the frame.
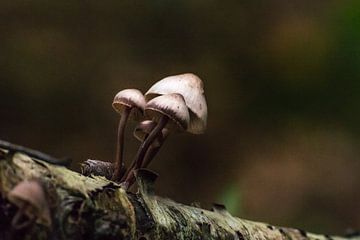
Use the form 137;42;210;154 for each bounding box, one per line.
0;148;358;240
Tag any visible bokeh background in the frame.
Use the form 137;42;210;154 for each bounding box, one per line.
1;0;359;235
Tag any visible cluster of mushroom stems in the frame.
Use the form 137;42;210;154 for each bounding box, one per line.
110;73;207;189
2;73;207;231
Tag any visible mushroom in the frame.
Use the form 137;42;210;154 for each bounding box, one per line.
133;120;169;168
7;180;51;229
145;73;207;134
121;93;190;188
133;120;166;148
129;73;208;172
112;89;146;181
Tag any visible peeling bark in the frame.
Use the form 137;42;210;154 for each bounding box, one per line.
0;149;358;240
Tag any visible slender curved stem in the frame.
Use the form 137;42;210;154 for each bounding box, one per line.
121;116;168;188
112;107;131;181
119;138;156;183
11;203;35;230
142;130;169;168
120;157;136;182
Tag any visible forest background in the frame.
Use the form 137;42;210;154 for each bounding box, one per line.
0;0;359;234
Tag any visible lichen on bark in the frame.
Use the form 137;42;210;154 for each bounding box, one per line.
0;152;135;240
0;150;359;240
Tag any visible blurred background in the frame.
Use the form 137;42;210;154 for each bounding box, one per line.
0;0;359;235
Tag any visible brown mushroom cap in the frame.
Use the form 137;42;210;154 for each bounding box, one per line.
145;73;207;134
7;180;51;227
145;93;190;132
112;89;146;120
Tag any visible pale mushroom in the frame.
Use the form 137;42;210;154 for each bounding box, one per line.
145;73;207;134
8;180;51;229
121;93;189;188
112;89;146;181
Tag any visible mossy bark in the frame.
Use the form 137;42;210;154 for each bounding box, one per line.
0;150;358;240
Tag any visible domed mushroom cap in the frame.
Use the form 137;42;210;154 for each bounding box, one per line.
8;180;51;227
145;93;190;131
134;120;156;142
134;120;166;147
145;73;207;134
112;89;146;120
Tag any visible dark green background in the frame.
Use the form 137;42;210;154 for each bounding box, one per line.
1;0;359;234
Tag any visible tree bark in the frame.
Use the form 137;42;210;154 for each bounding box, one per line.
0;149;358;240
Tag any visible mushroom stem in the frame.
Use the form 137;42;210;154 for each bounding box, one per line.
142;145;160;168
142;130;169;168
112;107;131;181
120;156;136;182
119;132;165;182
121;115;169;188
11;203;35;230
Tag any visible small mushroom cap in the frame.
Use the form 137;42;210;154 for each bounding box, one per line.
145;73;207;134
112;89;146;120
145;93;190;131
7;180;51;227
133;120;156;142
133;120;167;147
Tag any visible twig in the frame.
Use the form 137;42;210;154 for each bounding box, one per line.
0;139;71;167
81;159;114;180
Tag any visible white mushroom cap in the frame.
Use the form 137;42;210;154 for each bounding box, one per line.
112;89;146;120
133;120;167;147
8;180;51;227
145;93;190;131
145;73;207;134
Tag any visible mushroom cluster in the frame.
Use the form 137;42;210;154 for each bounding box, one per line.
95;73;207;190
